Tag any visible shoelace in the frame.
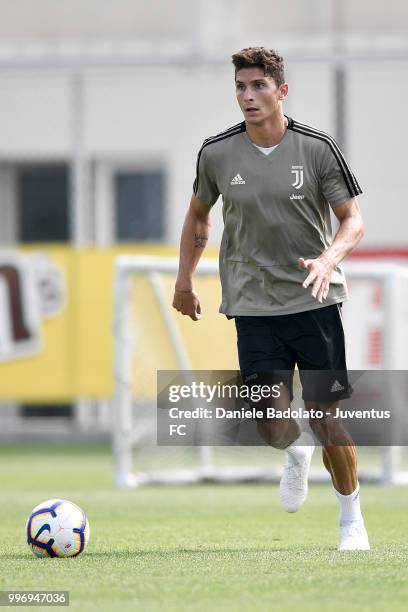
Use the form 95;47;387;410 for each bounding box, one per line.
283;464;307;490
342;522;364;538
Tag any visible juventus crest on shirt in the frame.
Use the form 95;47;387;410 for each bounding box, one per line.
193;116;362;316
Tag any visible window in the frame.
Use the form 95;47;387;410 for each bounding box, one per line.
20;404;73;419
114;171;165;241
17;164;69;242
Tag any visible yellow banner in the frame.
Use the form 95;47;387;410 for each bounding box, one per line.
0;246;238;401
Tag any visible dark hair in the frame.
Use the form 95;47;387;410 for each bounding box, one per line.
231;47;285;86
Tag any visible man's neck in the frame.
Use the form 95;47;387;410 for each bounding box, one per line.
245;112;288;148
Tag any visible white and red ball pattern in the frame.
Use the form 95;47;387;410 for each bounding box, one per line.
26;499;90;558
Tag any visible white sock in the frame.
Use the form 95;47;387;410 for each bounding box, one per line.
335;483;364;524
286;431;313;462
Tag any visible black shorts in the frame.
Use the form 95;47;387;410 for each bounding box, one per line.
235;304;352;403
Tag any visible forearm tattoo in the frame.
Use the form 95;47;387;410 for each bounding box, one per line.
194;233;208;248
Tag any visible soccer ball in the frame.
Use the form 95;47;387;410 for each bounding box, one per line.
26;499;90;558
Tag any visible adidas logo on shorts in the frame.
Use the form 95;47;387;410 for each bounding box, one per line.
230;173;246;185
330;379;345;393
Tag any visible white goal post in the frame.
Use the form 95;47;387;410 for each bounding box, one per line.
113;256;408;488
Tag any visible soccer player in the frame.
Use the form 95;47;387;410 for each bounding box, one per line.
173;47;369;551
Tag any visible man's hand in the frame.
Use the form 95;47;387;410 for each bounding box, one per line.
298;255;335;303
172;288;202;321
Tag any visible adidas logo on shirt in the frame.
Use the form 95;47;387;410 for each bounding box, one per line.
331;380;345;393
230;173;246;185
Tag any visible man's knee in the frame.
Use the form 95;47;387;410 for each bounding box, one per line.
256;417;299;449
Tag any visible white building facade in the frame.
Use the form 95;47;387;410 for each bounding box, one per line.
0;0;407;249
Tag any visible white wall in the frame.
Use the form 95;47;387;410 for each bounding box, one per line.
0;0;191;38
1;0;408;39
0;0;406;248
349;63;408;245
0;58;404;246
0;72;71;157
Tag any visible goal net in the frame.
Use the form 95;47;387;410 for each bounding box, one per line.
112;256;408;487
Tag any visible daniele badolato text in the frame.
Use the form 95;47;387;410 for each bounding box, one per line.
167;406;391;420
166;382;390;420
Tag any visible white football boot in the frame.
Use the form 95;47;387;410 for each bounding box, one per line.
338;521;370;551
279;435;315;513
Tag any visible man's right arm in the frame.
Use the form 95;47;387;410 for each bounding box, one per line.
172;193;212;321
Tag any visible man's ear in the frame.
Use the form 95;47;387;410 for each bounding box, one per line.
279;83;289;100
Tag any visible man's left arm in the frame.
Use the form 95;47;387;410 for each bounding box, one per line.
299;197;364;304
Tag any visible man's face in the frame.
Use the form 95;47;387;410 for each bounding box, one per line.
235;67;287;124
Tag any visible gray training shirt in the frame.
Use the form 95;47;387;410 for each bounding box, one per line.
193;115;363;316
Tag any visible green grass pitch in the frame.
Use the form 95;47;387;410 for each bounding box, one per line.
0;446;407;611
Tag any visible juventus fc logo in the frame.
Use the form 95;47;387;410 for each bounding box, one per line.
291;165;304;190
